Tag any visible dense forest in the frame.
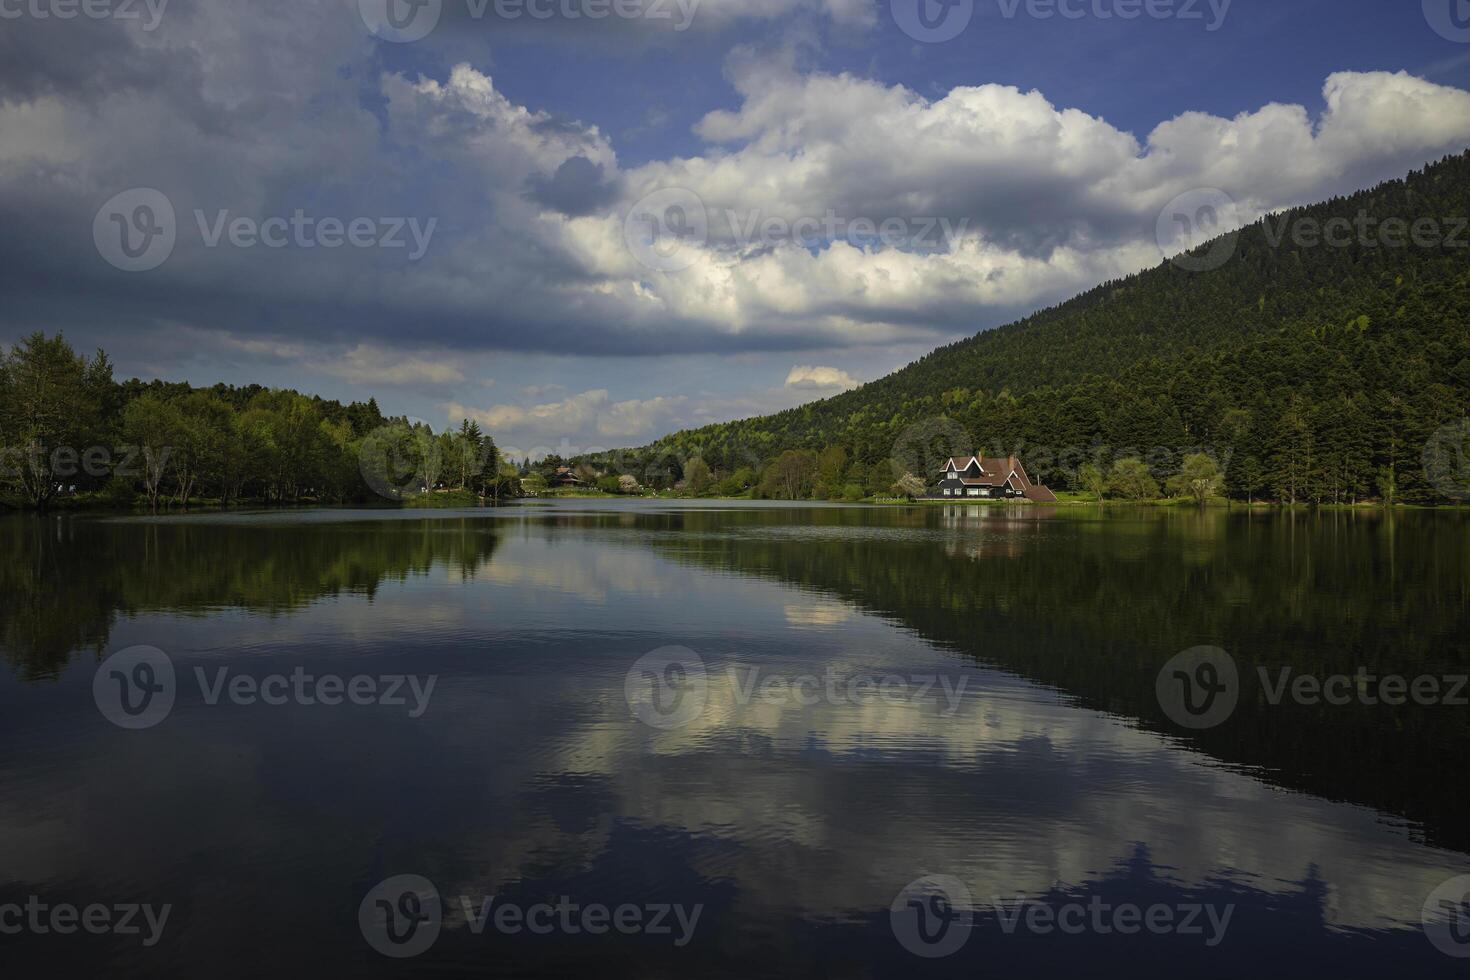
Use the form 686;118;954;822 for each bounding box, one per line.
614;151;1470;505
649;505;1470;852
8;154;1470;509
0;332;510;511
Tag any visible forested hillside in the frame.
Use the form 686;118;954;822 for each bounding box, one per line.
0;334;505;511
633;152;1470;504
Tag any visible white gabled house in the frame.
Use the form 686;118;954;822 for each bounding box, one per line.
934;454;1058;502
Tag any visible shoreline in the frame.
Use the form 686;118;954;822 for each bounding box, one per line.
4;491;1463;516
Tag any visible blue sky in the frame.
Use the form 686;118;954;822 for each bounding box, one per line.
5;0;1470;457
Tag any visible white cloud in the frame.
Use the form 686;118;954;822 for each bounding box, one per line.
600;394;687;437
445;389;688;450
4;0;1470;373
521;383;566;398
820;0;878;29
553;65;1470;353
785;365;861;390
319;345;466;386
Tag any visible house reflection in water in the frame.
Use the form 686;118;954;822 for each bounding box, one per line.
939;503;1057;560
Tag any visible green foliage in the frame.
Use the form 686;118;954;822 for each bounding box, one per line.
0;333;112;509
683;456;713;495
714;467;754;497
1167;453;1224;504
893;473;926;499
759;450;819;500
621;153;1470;505
813;446;848;499
1078;462;1107;502
0;336;510;510
1109;458;1160;501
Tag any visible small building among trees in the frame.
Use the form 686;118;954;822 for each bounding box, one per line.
547;466;585;488
934;455;1057;502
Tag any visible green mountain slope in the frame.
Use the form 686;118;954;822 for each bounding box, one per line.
635;152;1470;503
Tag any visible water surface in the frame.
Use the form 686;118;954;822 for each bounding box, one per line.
1;502;1467;977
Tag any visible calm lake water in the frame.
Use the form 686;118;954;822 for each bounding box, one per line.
2;502;1468;977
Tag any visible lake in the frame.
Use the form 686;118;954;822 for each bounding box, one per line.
2;501;1468;977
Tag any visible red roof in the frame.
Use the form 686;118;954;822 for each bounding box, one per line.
944;454;1056;500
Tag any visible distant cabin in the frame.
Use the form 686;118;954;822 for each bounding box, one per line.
935;455;1058;502
548;466;585;488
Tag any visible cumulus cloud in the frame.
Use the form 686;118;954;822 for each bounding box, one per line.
2;0;1470;375
785;365;861;391
554;64;1470;349
319;345;466;386
445;388;687;450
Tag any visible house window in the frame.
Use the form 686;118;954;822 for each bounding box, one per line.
967;489;981;497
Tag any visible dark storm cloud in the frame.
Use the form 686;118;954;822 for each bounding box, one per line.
5;0;1470;374
523;156;622;217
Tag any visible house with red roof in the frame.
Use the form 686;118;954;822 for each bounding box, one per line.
934;454;1057;502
